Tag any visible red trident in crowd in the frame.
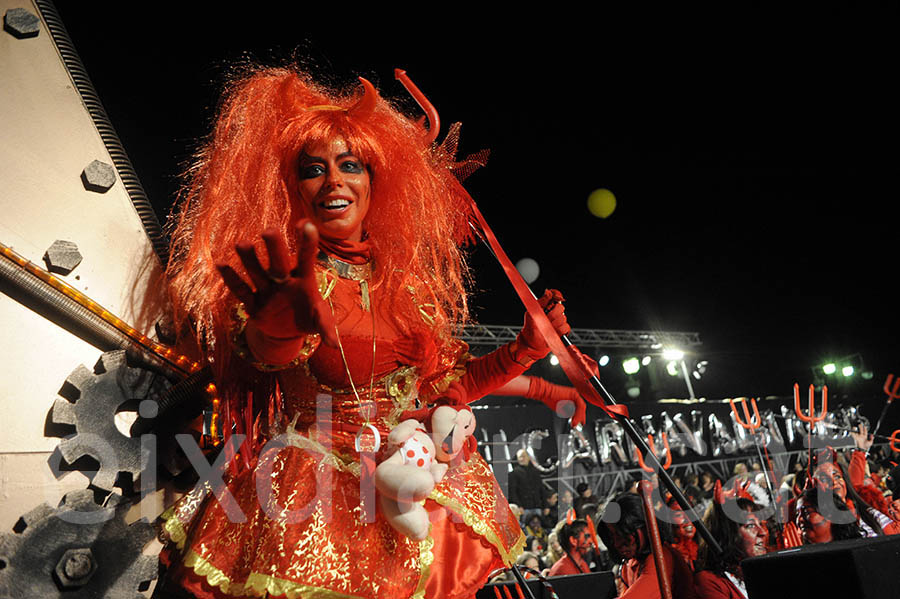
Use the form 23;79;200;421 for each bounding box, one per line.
884;374;900;402
729;397;777;493
729;397;762;433
889;430;900;454
635;433;672;473
870;375;900;455
794;383;828;476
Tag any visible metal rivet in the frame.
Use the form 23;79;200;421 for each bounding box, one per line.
43;240;83;275
81;160;117;193
54;548;96;589
3;8;40;39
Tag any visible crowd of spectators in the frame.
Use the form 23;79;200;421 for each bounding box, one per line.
498;425;900;598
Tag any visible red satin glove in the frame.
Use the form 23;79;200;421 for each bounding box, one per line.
217;220;338;363
523;376;586;428
515;289;572;363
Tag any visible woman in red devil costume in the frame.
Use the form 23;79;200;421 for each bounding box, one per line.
693;481;768;599
156;66;579;599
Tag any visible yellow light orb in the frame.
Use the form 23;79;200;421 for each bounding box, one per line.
587;188;617;218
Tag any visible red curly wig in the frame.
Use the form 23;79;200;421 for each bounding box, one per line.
165;66;474;384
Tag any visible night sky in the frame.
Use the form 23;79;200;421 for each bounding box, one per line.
53;4;898;404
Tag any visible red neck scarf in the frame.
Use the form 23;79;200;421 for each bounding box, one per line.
318;235;372;265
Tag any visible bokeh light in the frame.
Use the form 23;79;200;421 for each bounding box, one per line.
515;257;540;284
623;357;640;375
587;188;617;218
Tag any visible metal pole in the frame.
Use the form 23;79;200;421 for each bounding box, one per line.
680;359;697;400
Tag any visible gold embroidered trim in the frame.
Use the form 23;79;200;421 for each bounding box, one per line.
161;506;188;550
181;548;366;599
282;416;363;477
429;489;526;567
411;528;435;599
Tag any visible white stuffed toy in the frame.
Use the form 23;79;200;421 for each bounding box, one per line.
374;391;477;541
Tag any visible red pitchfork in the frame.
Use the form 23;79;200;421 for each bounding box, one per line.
635;433;672;473
889;430;900;454
869;374;900;456
730;398;779;507
794;383;828;477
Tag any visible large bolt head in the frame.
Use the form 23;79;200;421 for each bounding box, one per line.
43;240;83;275
81;160;117;193
3;8;40;38
54;548;96;589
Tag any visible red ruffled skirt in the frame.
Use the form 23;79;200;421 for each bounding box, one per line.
160;421;523;599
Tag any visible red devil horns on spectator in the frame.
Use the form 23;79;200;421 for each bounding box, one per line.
713;479;754;505
347;77;378;118
810;446;838;469
565;507;576;525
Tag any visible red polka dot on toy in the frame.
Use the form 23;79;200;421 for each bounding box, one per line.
399;435;433;470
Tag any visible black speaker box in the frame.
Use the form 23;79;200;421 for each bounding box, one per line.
476;571;616;599
743;534;900;599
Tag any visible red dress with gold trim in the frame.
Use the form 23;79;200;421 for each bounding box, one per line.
160;263;525;599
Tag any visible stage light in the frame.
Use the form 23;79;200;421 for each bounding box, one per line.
862;371;874;380
623;357;640;375
598;354;610;367
666;361;679;376
549;354;559;366
691;359;709;381
641;356;652;366
662;348;684;361
842;365;854;377
823;363;837;375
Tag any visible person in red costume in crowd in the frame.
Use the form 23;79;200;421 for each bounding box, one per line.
694;481;767;599
546;519;594;577
598;492;696;599
847;424;900;532
155;66;584;599
666;497;699;571
803;446;890;537
794;486;863;544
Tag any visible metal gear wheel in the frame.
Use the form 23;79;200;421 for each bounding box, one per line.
51;350;171;491
0;489;158;598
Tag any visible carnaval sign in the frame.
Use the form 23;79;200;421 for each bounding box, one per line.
512;400;868;472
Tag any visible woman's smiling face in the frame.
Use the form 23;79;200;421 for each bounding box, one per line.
297;137;370;242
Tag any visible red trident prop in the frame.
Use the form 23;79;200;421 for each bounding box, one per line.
730;398;778;504
635;433;672;473
729;397;761;433
870;375;900;455
794;383;828;477
889;430;900;454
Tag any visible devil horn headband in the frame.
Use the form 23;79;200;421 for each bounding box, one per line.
347;77;377;117
714;479;755;505
305;77;378;116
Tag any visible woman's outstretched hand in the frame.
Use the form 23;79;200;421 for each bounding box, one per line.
217;220;338;352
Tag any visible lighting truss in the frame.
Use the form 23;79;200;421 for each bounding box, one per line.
457;324;702;351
